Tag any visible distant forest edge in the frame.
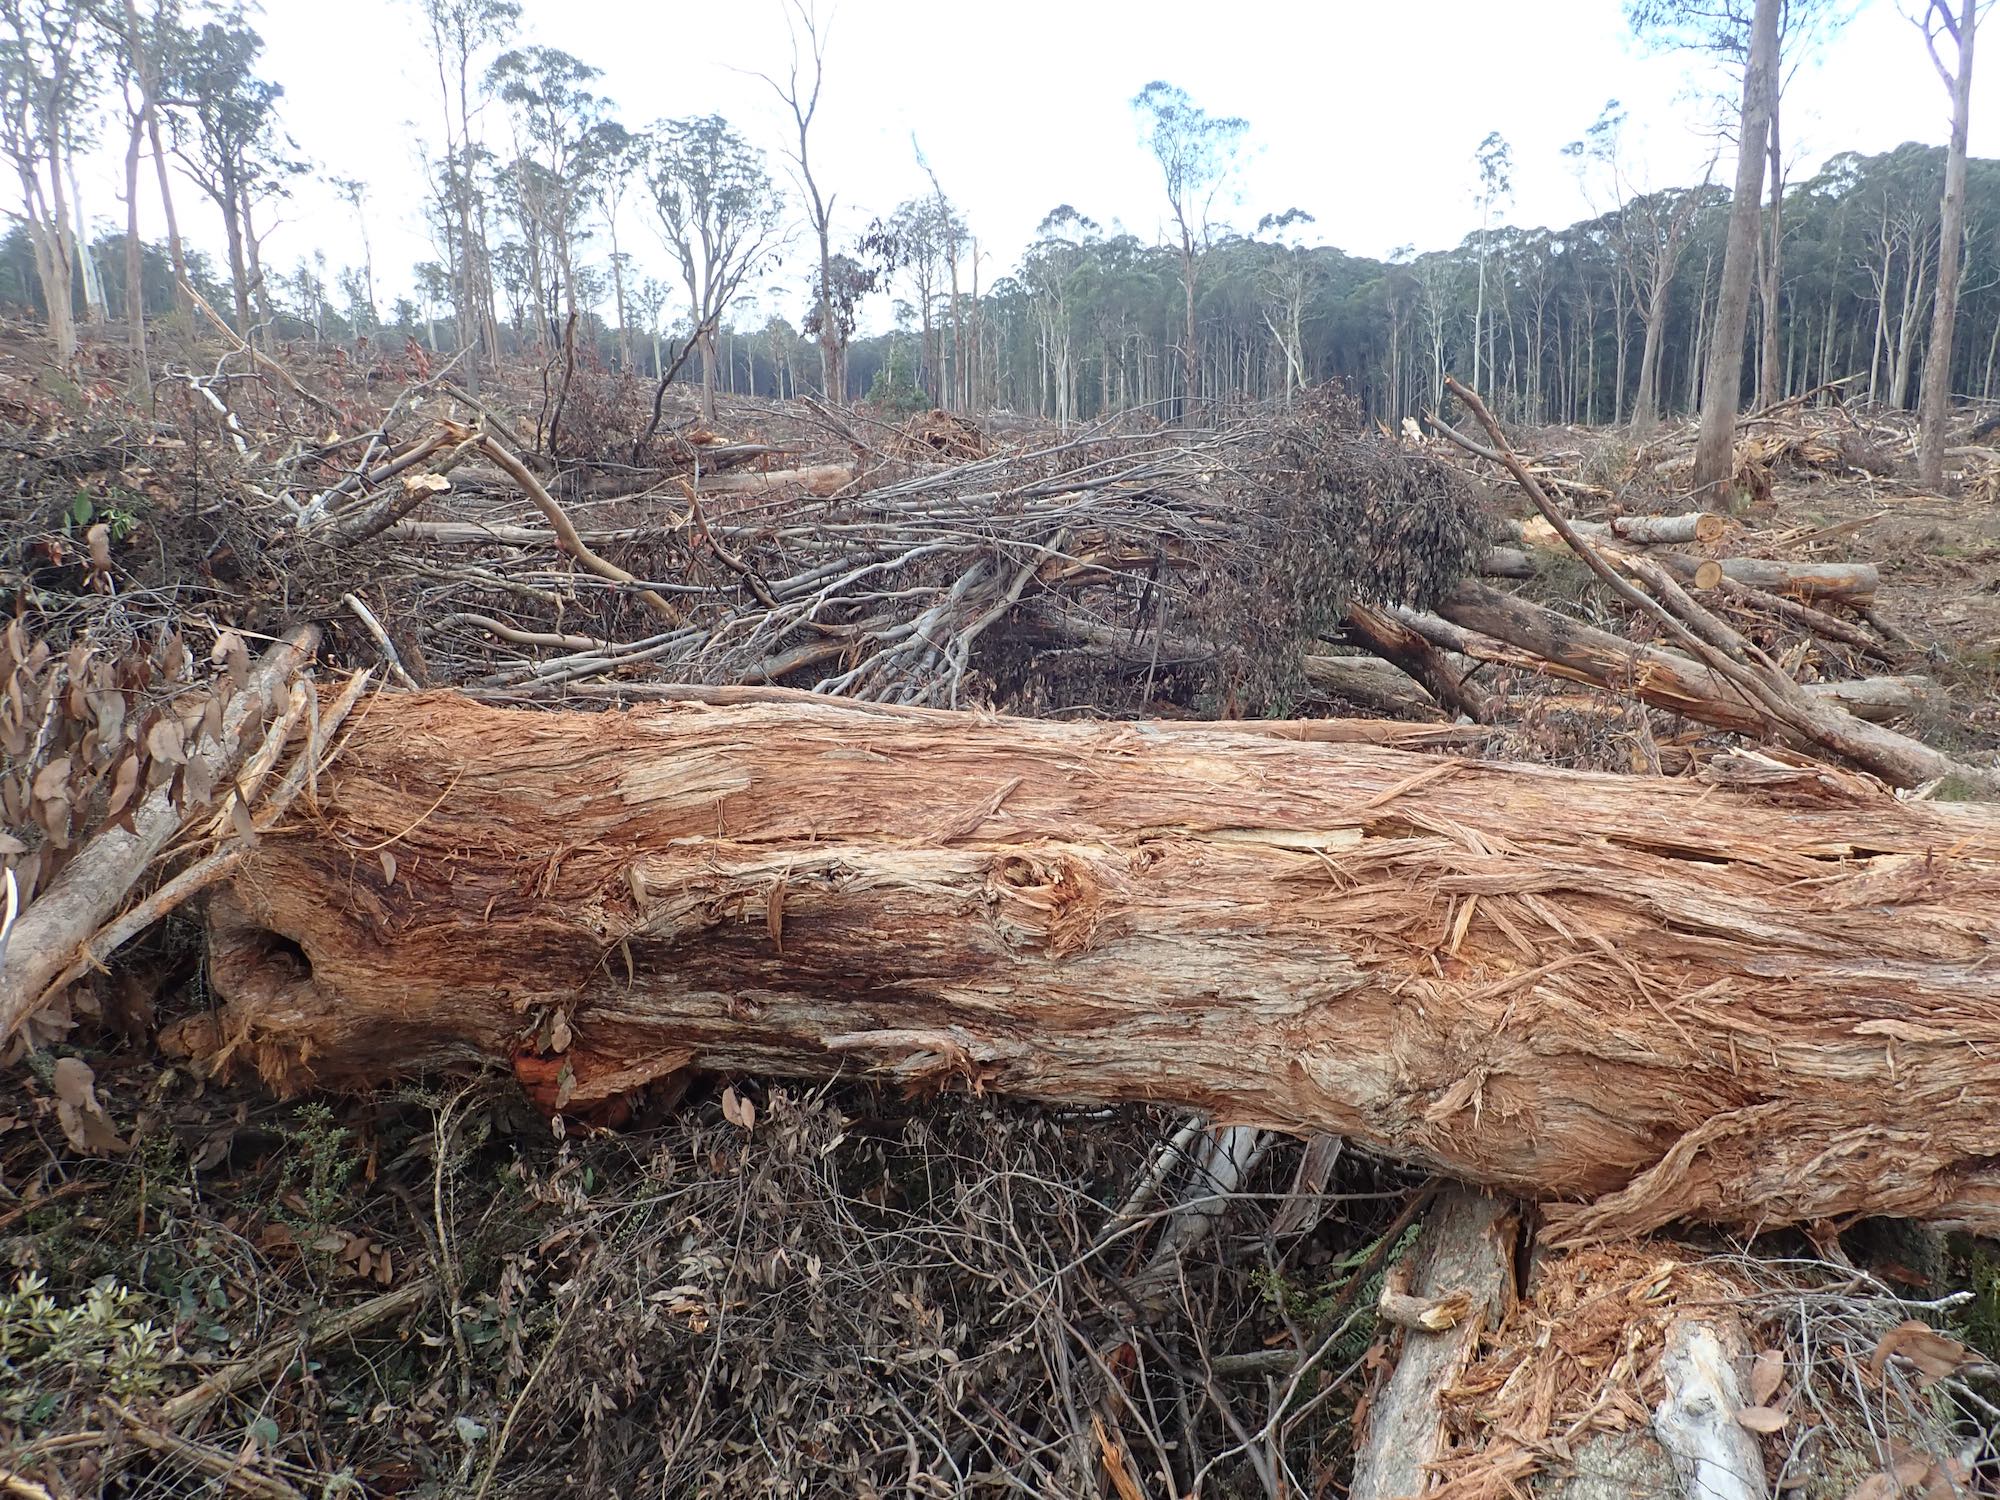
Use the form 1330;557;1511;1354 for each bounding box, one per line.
6;141;1991;431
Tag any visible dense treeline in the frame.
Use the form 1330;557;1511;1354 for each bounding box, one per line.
10;139;1993;430
0;0;1989;433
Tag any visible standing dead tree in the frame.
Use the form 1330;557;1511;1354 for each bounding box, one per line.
761;0;845;403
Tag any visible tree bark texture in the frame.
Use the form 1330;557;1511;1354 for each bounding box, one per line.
183;692;2000;1242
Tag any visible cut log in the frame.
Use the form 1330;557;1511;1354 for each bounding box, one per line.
1431;582;1974;785
1300;652;1441;717
683;462;854;497
1511;518;1878;607
1510;512;1727;547
1672;556;1878;608
177;692;2000;1240
1811;674;1941;724
1350;1190;1516;1500
1478;546;1539;580
1340;602;1492;722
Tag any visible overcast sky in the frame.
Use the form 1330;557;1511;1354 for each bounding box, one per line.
117;0;1999;332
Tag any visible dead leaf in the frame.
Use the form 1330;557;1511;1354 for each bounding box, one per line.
145;716;186;766
1869;1319;1970;1385
103;753;140;817
721;1085;755;1132
230;794;258;845
51;1056;130;1156
1734;1405;1789;1434
1845;1456;1939;1500
378;847;396;885
548;1010;571;1054
1749;1347;1785;1405
30;756;71;804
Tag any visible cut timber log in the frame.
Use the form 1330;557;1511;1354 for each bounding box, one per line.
1511;518;1879;606
180;692;2000;1241
681;462;854;497
1509;512;1727;547
1341;602;1492;722
1671;556;1879;608
1300;652;1441;717
1350;1190;1516;1500
1432;583;1954;759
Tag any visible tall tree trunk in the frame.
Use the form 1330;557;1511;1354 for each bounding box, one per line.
67;155;104;323
608;224;631;371
1891;243;1929;409
1631;286;1669;433
1756;93;1784;410
1180;235;1199;420
699;327;718;421
1691;0;1779;499
1918;0;1979;485
122;109;148;395
220;177;252;339
181;691;2000;1246
143;112;186;316
242;189;275;347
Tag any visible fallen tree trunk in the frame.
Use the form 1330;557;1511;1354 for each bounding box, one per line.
180;692;2000;1240
1509;512;1727;547
1511;519;1878;607
1672;556;1879;607
1300;652;1441;717
683;462;854;496
1350;1190;1516;1500
1340;602;1492;723
1432;582;1959;764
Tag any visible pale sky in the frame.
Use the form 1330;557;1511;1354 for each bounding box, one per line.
104;0;2000;332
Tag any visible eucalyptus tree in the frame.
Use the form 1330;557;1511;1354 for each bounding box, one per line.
1019;205;1100;428
1917;0;1981;485
645;113;783;420
761;0;845;403
416;0;515;385
1256;208;1319;401
1132;81;1246;418
1468;130;1513;396
119;0;187;320
1627;0;1783;493
163;11;296;345
580;119;641;368
489;43;604;346
0;0;103;367
800;251;873;398
865;192;964;404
